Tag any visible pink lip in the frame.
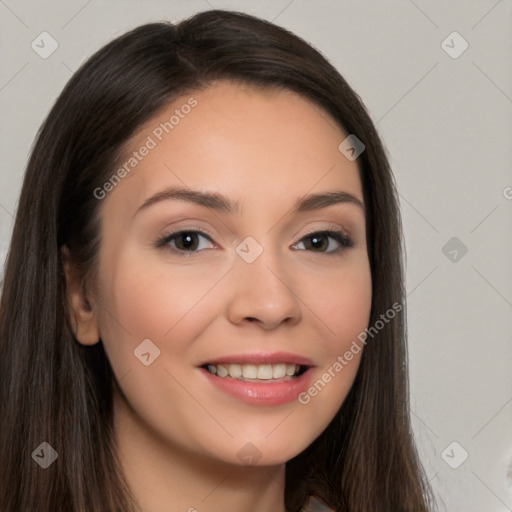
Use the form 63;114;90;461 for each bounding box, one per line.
198;351;315;367
199;366;314;406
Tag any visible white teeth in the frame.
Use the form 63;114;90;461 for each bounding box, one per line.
242;364;258;379
205;363;302;380
228;364;242;378
216;365;229;378
272;363;287;379
257;364;273;379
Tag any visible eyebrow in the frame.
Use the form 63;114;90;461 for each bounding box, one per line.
133;186;364;218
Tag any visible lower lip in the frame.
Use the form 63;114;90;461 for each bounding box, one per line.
199;367;314;406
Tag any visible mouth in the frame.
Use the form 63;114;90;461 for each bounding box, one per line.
200;362;310;382
198;360;315;406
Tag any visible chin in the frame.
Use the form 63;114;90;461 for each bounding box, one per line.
227;441;307;468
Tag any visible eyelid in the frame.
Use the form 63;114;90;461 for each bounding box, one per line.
295;223;352;242
159;223;217;240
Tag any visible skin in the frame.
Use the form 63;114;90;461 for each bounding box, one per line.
63;80;372;512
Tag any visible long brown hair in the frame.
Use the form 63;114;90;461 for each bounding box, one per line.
0;10;436;511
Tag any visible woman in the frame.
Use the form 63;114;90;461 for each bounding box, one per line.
0;9;436;512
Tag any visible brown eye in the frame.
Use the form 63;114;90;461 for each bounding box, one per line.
303;233;329;251
293;230;353;254
173;232;200;251
155;230;215;255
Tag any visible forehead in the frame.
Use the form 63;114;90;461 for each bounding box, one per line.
104;80;363;217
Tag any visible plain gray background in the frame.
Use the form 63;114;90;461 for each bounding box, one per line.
1;1;511;510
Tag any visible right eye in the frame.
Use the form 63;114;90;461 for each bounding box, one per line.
154;230;216;256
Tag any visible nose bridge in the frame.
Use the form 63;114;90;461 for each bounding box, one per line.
226;235;302;328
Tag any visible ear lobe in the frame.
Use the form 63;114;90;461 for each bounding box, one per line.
60;244;100;346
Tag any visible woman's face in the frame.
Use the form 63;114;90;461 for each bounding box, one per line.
78;80;371;466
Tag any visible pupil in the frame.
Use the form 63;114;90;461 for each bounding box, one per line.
309;234;327;251
179;232;197;250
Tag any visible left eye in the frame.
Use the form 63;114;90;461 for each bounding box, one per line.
293;230;352;253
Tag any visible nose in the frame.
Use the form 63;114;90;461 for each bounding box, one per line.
225;246;302;330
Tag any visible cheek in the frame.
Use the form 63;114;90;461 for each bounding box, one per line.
93;253;230;442
296;258;371;425
311;257;372;344
95;248;230;374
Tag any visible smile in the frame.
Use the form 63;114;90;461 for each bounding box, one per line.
202;362;307;381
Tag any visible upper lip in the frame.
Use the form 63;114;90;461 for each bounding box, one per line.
198;351;315;367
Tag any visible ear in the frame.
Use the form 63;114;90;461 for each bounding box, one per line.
60;244;100;346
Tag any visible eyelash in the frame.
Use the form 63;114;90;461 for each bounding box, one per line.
154;226;353;257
